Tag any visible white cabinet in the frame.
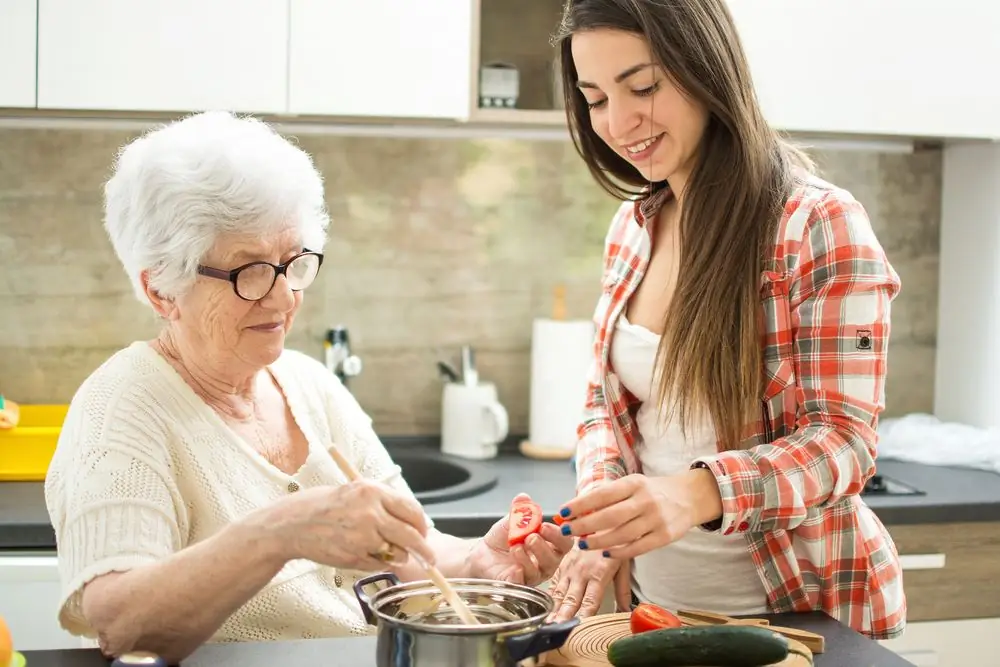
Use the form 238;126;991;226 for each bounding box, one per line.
0;554;82;651
726;0;1000;139
36;0;289;113
881;617;1000;666
0;0;37;108
288;0;473;119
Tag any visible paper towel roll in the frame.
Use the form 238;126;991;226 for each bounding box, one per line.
528;318;595;453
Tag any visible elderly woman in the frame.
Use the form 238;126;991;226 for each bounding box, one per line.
43;111;572;663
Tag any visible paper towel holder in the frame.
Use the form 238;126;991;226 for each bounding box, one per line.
519;284;582;461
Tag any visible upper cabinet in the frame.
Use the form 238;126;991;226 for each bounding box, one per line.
12;0;1000;139
36;0;289;114
726;0;1000;140
0;0;38;108
288;0;473;120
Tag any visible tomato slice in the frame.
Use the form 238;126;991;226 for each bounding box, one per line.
507;499;543;547
630;603;683;634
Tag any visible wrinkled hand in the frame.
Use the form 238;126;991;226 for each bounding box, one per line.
469;494;574;586
559;471;721;560
546;546;631;622
259;479;435;571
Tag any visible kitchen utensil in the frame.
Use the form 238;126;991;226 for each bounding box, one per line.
437;360;461;383
441;381;509;460
354;572;580;667
461;345;479;386
326;445;479;625
542;612;812;667
677;609;826;654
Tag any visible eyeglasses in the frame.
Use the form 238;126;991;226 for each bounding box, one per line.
196;249;324;301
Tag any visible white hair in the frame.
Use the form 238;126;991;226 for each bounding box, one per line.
103;110;330;303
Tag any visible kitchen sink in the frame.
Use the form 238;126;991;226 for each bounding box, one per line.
387;448;499;505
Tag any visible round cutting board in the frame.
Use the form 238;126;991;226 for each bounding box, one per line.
541;613;812;667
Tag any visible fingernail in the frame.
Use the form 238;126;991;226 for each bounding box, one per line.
559;507;571;517
602;550;611;558
579;539;588;549
561;524;571;536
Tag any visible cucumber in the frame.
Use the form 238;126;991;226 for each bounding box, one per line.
607;624;790;667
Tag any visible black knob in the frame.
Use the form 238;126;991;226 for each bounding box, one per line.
325;326;349;345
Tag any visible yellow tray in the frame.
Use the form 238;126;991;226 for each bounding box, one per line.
0;404;68;481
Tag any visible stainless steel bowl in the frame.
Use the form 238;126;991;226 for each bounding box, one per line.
354;572;579;667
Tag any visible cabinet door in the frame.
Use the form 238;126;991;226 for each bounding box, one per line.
288;0;473;119
880;618;1000;667
726;0;1000;139
37;0;289;113
0;554;82;651
0;0;37;107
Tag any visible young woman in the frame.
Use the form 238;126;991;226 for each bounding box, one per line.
545;0;906;640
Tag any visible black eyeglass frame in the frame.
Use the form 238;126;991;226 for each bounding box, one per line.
196;249;325;302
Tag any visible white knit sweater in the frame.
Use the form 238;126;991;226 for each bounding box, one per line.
44;341;431;643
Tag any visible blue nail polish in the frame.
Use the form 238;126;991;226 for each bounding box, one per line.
579;540;589;550
559;507;571;517
602;550;611;558
560;524;571;536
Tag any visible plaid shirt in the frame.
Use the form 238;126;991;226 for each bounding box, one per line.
575;172;906;639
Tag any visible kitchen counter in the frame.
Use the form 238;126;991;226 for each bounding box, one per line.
19;611;916;667
2;436;1000;549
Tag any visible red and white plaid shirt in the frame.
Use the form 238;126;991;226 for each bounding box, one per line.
575;171;906;639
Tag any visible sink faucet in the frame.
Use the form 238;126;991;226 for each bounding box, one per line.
324;325;363;388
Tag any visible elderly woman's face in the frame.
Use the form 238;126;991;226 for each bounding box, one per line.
175;226;306;369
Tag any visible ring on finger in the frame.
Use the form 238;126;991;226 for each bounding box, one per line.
368;540;399;563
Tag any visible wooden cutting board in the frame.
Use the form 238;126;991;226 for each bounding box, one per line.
540;613;813;667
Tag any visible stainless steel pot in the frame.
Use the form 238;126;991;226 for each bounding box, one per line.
353;572;580;667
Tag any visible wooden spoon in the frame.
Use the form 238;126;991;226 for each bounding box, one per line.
327;444;480;626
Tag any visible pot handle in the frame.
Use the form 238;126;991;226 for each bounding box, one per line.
504;617;581;662
352;571;401;626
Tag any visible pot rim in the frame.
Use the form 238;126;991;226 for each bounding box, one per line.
364;577;555;635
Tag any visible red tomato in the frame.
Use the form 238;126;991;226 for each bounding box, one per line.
630;603;683;634
507;499;543;547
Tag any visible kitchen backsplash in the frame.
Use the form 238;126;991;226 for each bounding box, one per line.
0;127;941;435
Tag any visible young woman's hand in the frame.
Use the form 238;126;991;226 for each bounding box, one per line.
546;546;631;621
558;470;723;560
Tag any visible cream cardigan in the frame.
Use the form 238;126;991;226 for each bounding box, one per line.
44;341;430;643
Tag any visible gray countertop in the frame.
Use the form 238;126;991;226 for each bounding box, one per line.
2;439;1000;550
20;611;916;667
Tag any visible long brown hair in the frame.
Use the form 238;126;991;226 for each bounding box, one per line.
554;0;814;450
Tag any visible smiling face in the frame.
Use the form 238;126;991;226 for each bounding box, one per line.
155;225;308;374
570;28;710;191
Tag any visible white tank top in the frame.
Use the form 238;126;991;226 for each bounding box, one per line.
610;315;769;615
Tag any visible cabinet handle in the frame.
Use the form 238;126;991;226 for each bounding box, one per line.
898;553;946;570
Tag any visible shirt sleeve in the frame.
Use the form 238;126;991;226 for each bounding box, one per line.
691;190;901;535
43;385;184;637
575;202;634;496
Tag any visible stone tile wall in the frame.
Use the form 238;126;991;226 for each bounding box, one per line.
0;127;940;434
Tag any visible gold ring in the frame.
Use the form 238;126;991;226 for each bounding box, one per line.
370;541;397;562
